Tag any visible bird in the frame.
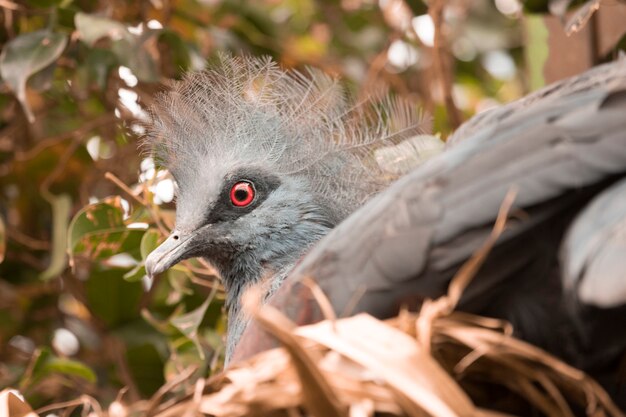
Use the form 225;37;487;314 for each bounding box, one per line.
144;55;626;406
143;55;429;359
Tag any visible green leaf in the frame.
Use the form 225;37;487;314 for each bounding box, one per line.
164;340;205;383
75;12;159;81
158;30;192;76
79;48;118;90
404;0;428;15
67;199;144;262
119;228;161;283
85;268;143;327
170;296;212;359
167;267;195;297
26;0;70;7
524;14;549;91
114;320;168;397
125;342;166;397
20;347;96;388
75;12;129;47
0;30;68;122
45;357;97;383
111;36;159;82
40;193;72;281
123;263;146;282
140;229;161;260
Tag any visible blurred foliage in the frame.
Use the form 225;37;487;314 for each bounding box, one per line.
0;0;624;410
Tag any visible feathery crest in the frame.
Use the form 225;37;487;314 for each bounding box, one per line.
144;54;428;219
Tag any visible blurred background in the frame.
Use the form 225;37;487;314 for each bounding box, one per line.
0;0;625;409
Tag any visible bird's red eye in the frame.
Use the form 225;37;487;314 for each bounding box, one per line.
230;181;255;207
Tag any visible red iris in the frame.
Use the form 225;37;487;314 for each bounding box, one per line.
230;181;255;207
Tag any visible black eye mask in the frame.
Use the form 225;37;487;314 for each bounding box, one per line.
203;168;281;224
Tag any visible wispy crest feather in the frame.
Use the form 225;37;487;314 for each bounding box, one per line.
144;54;427;218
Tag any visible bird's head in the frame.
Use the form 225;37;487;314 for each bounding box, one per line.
142;55;426;356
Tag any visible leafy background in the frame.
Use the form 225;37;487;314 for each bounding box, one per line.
0;0;624;409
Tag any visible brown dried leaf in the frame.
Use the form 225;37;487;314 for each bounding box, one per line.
0;390;39;417
296;314;476;417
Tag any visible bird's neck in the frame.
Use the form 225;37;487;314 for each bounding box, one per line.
221;261;293;360
213;219;334;360
216;246;307;309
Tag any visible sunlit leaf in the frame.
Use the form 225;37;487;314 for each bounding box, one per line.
0;30;68;122
40;193;72;281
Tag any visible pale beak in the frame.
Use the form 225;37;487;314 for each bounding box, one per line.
145;230;194;278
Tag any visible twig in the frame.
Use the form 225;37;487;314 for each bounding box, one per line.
302;276;337;322
15;114;115;162
416;187;517;352
104;172;145;206
106;336;142;403
588;10;601;65
245;287;347;417
428;0;462;130
34;395;102;417
40;137;82;197
6;227;50;250
145;365;199;417
446;187;517;307
104;171;170;235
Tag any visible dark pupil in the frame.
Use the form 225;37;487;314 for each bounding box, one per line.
234;188;248;202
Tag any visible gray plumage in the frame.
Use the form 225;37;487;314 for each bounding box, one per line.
143;55;427;358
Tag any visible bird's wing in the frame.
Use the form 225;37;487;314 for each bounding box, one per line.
559;176;626;370
265;59;626;323
562;177;626;309
446;57;626;147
